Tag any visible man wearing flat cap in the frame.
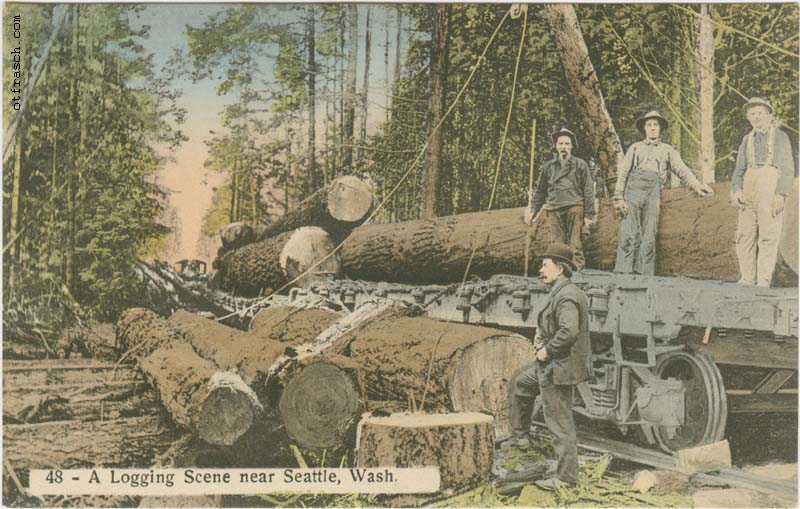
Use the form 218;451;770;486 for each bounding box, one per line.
613;110;715;275
526;127;596;270
731;97;795;287
508;242;591;490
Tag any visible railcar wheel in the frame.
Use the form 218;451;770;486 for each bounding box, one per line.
647;351;727;453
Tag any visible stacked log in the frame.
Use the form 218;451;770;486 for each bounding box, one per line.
116;308;262;446
256;175;374;242
339;182;797;286
216;227;341;297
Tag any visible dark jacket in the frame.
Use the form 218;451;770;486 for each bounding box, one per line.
530;155;596;220
537;275;592;385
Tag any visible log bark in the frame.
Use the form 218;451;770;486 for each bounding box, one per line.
116;309;262;445
168;309;286;385
543;4;624;185
257;176;373;242
217;226;341;297
249;305;343;346
334;314;536;436
3;415;180;473
341;183;798;286
356;412;494;490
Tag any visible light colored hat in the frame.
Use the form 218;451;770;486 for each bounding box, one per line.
742;97;773;114
551;127;578;150
636;110;669;133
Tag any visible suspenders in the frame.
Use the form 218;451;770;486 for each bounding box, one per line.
746;123;776;168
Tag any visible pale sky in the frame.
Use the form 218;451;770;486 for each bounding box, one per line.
132;4;405;262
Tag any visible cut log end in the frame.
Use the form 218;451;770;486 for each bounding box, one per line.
197;387;258;447
279;362;362;449
327;175;374;223
279;227;341;286
197;372;262;446
448;336;537;437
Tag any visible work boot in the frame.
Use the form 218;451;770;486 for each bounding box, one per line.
535;477;575;490
503;435;532;448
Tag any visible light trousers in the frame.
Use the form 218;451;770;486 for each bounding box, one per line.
736;166;783;287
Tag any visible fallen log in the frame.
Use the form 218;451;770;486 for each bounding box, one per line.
3;415;181;473
333;313;536;436
3;379;157;424
340;182;797;286
356;412;494;490
169;309;365;450
2;359;140;387
257;175;374;242
275;354;365;449
249;305;343;345
218;227;341;297
116;309;262;446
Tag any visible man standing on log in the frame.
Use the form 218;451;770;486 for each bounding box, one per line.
527;127;596;270
731;97;795;287
507;243;591;490
613;111;715;275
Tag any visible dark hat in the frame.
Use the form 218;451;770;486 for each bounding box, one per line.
539;242;576;271
550;127;578;149
635;110;669;134
742;96;773;115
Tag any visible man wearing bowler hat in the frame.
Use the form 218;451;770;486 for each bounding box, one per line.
613;110;715;275
507;242;591;489
730;97;795;287
527;127;596;270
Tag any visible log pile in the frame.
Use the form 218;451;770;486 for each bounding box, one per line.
215;181;798;296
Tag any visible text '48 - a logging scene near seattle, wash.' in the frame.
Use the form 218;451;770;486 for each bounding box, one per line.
2;3;799;509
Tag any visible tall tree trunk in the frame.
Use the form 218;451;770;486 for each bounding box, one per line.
306;5;318;196
2;6;67;164
358;5;372;166
543;4;624;189
65;4;79;291
229;161;238;223
343;4;358;172
8;118;24;291
419;4;451;220
392;8;403;120
338;8;346;172
696;4;715;183
384;13;390;124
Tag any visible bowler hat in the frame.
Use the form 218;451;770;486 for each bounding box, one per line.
635;110;669;134
550;127;578;150
539;243;576;271
742;96;773;115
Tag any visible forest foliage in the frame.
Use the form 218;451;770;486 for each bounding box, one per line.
3;3;798;326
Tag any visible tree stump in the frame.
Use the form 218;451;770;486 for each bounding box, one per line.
357;412;494;490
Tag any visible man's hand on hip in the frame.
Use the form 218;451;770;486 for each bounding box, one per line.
536;347;549;362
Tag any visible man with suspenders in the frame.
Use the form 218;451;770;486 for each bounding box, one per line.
731;97;795;287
